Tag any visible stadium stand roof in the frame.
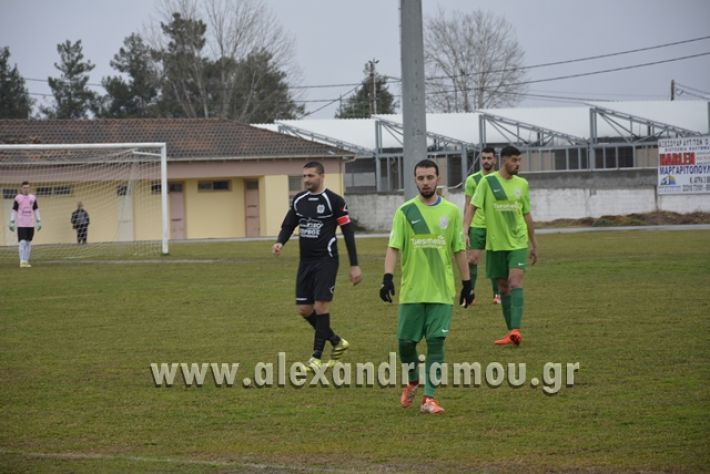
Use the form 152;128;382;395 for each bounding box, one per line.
253;100;709;151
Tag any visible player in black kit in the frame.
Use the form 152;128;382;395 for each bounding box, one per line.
273;162;362;371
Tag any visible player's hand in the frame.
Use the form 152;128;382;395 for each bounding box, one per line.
350;266;363;285
272;242;283;256
36;220;42;231
529;246;538;265
8;221;15;232
465;234;471;249
459;280;474;308
380;273;395;303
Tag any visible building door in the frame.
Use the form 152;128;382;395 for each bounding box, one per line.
169;183;185;240
245;180;260;237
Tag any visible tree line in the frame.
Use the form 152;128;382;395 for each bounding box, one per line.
1;2;526;122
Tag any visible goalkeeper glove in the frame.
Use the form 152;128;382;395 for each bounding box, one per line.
380;273;395;303
459;280;474;308
36;220;42;231
8;220;15;232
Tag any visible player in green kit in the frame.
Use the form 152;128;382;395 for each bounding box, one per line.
380;159;474;414
471;145;538;346
462;147;501;305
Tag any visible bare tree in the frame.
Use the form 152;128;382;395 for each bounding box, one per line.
424;8;527;111
147;0;300;119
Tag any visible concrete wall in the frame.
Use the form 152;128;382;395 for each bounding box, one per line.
346;169;710;231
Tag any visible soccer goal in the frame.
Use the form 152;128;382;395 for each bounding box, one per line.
0;143;169;263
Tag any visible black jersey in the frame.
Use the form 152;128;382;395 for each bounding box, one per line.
277;188;352;260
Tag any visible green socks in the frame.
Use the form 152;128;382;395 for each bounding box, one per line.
501;293;512;330
470;263;500;297
424;337;445;397
398;339;419;383
510;287;524;329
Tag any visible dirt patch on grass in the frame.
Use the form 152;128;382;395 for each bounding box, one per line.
539;211;710;228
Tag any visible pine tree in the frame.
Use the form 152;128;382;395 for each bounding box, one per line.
0;47;33;118
42;40;98;118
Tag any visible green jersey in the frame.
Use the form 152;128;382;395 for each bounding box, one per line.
471;172;531;251
388;196;466;304
464;171;487;228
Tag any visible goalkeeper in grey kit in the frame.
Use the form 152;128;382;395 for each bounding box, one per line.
272;162;362;372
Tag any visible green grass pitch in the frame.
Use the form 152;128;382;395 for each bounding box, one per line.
1;230;709;473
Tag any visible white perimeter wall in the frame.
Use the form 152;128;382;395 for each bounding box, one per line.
347;189;710;231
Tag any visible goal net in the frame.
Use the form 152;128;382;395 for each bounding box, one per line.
0;143;168;264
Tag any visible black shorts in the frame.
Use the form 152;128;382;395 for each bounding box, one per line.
296;257;339;305
17;227;35;242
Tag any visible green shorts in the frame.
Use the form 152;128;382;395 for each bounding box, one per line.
486;248;528;279
397;303;452;342
468;226;486;250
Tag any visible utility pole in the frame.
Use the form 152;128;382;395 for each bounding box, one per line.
670;79;675;101
400;0;427;199
368;58;379;115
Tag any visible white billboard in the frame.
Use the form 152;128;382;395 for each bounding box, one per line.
657;136;710;195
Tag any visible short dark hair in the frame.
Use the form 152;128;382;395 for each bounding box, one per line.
303;161;324;174
500;145;521;159
414;159;439;176
21;181;29;186
481;146;496;155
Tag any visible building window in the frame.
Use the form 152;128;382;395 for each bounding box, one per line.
34;185;73;196
2;188;16;200
198;180;231;191
117;184;128;196
153;182;183;193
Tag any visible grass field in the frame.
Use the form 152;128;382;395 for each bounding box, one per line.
1;229;709;473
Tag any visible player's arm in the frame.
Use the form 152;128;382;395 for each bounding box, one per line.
380;246;399;303
8;206;17;231
273;206;298;256
524;212;537;265
455;250;474;308
334;196;362;285
34;204;42;231
340;223;362;285
463;204;476;246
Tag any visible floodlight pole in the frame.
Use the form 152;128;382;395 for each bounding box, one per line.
400;0;427;200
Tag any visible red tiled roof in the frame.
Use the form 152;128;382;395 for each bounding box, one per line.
0;118;352;159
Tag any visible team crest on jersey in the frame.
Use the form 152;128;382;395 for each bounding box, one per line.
439;216;449;229
317;204;325;214
514;188;522;199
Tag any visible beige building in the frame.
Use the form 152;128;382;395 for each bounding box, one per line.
0;119;353;244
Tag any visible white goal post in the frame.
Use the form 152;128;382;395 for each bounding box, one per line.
0;143;169;261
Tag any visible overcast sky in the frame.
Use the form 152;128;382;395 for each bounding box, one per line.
2;0;709;119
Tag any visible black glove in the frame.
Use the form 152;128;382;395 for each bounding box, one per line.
459;280;474;308
380;273;395;303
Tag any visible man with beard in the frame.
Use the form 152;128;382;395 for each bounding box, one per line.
380;159;473;414
273;162;362;372
463;147;501;305
470;145;538;346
